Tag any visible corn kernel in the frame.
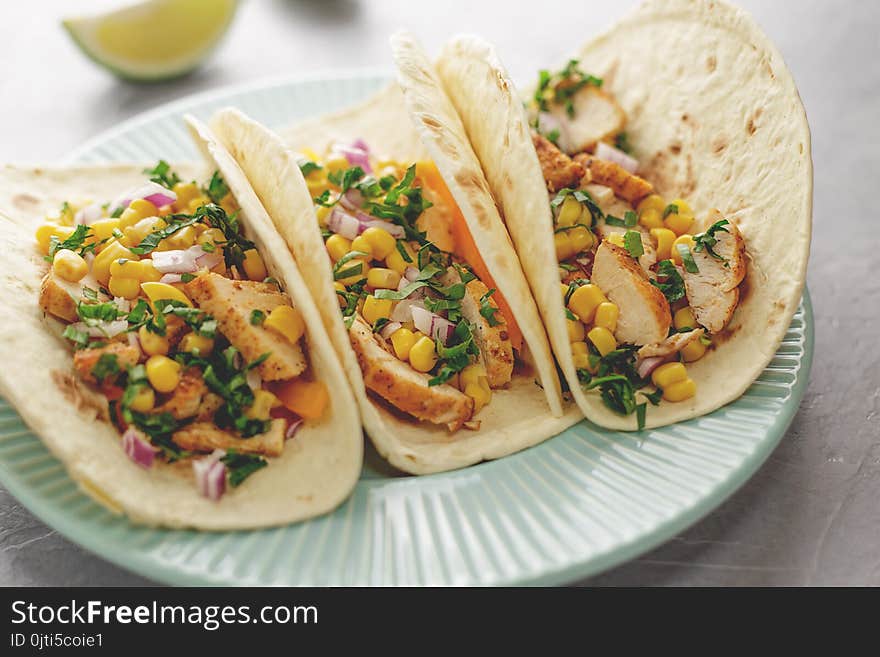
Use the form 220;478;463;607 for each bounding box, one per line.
137;325;170;356
571;341;589;356
385;242;416;275
172;182;201;210
162;225;196;250
139;259;163;283
145;355;181;393
314;204;332;225
35;224;72;255
663;378;697;402
246;390;279;421
681;339;707;362
567;317;585;342
241;249;267;281
669;199;693;216
367;267;401;290
361;227;396;260
637;194;666;215
573;353;592;370
674;307;697;331
464;381;492;412
390;327;418;361
187;197;210;213
92;240;134;286
652;362;688;389
197;227;227;248
325;157;350;176
336;258;369;286
128;386;155;413
179;332;215;356
325;234;351;262
587;326;617;356
409;336;437;373
333;281;348;307
219;193;238;216
650;227;677;261
129;198;158;219
350;235;374;259
89;217;121;243
568;225;594;253
665;210;694;236
606;232;625;248
52;249;88;282
554;231;575;261
671;234;696;265
264;305;305;344
638;208;664;230
110;258;141;280
362;295;392;325
594;302;619;332
124;216;166;247
556;196;582;227
140;281;192;307
460;363;488;388
109;275;140;300
568;283;607;323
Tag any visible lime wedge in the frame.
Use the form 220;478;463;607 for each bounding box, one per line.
63;0;239;82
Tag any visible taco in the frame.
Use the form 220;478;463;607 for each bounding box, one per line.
0;116;362;528
435;0;811;430
208;35;583;475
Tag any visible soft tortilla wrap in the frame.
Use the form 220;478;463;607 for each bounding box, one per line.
435;0;812;429
209;42;583;474
0;119;363;529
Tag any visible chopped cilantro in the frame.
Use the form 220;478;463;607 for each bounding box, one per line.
91;353;120;382
677;243;699;273
650;259;687;303
62;325;89;349
204;171;229;204
662;204;679;218
143;160;181;190
249;309;266;326
623;230;644;258
479;288;502;327
46;224;97;261
533;60;603;117
128;214;202;255
297;159;322;177
693;219;731;263
221;451;268;487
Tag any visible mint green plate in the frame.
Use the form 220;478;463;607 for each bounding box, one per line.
0;72;813;586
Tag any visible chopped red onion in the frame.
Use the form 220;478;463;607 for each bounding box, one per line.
285;418;304;440
72;319;129;338
74;202;103;226
195;250;222;270
339;189;364;212
193;450;226;501
245;368;262;393
390;298;426;322
379;321;402;340
127;331;143;357
637;356;667;380
359;218;404;239
411;306;455;345
122;427;156;469
332;139;372;173
326;207;361;240
151;245;218;274
110;181;177;214
403;267;420;282
595;141;639;174
159;273;182;284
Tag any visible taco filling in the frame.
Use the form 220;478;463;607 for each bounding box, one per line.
297;142;522;431
35;163;328;499
528;61;747;428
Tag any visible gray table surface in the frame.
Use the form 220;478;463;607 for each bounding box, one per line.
0;0;876;586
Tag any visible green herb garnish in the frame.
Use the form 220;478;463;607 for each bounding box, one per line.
250;309;266;326
143;160;181;190
623;230;644;258
650;259;687;303
677;243;699;273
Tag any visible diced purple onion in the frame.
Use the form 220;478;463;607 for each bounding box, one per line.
72;319;129;338
339;189;364;212
285;418;304;440
151;245;218;274
127;331;143;357
359;218;404;239
326;207;361;240
403;267;420;282
159;273;182;284
411;306;455;345
379;320;402;340
109;181;177;214
390;298;426;322
332;139;372;174
122;427;157;469
637;355;667;380
193;450;227;501
595;141;639;174
74;202;103;226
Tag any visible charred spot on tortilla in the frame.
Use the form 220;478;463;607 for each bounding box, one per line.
12;193;40;210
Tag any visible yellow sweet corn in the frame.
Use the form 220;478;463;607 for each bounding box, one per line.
335;258;369;286
554;231;575;261
140;281;192;307
567;317;585;342
361;227;396;260
673;307;697;331
464;381;491;412
118;199;158;229
138;325;170;356
568;283;607;323
594;302;619;332
197;227;226;249
568;225;594;253
110;258;143;280
187;197;210;214
681;339;707;362
362;295;392;325
219;193;238;217
241;249;267;281
571;341;589;356
638;208;664;230
172;182;201;210
162;225;196;250
664;210;694;236
325;234;351;262
52;249;88;282
325;157;349;176
179;332;215;356
587;326;617;356
263;305;305;344
88;217;121;243
390;327;418;361
409;336;437;373
145;355;181;393
350;235;374;259
128;386;155;413
123;216;166;247
246;390;279;421
652;362;688;389
138;259;163;283
556;196;582;227
92;240;134;286
385;242;415;276
35;224;72;255
663;378;697;402
650;227;677;261
637;194;666;215
367;267;401;290
671;235;696;265
560;282;570;298
108;275;140;300
460;363;487;388
669;198;693;216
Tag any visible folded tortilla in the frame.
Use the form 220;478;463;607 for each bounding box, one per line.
209;36;583;475
435;0;812;429
0;118;363;529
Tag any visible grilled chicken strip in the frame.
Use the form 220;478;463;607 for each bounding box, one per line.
153;368;207;420
573;155;653;204
39;270;104;323
172;419;286;457
442;268;514;388
533;133;585;192
547;87;626;154
681;215;747;333
72;342;140;384
594;221;657;274
637;328;705;360
591;241;671;346
185;273;307;381
348;315;474;431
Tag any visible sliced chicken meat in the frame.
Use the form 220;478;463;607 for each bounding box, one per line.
442;268;514;388
573;154;653;204
594;221;657;274
185;272;307;381
39;270;104;323
172;419;286;457
637;328;705;360
547;86;626;154
348;315;474;431
681;214;747;334
72;342;140;384
153;368;208;420
591;241;671;346
532;132;585;192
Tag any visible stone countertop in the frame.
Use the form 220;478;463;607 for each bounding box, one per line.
1;0;876;586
